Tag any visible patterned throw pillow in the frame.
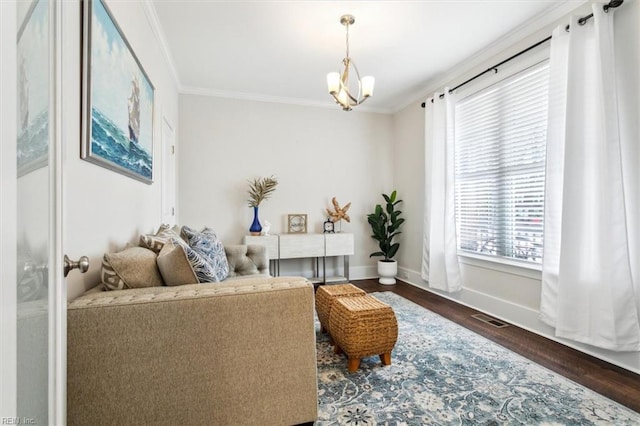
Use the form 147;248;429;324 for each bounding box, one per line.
102;246;164;291
180;226;229;282
139;224;185;253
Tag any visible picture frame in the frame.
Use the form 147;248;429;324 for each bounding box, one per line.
17;0;49;177
288;214;308;234
81;0;155;184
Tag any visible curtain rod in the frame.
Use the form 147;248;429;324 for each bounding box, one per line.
420;0;624;108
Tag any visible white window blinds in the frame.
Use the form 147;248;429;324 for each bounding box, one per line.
454;61;549;264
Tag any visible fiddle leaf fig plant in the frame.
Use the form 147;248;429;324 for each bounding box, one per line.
367;190;404;262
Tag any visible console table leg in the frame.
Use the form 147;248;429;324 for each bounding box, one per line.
323;256;326;283
344;256;350;281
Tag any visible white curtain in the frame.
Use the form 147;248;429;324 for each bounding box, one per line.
540;4;640;351
422;90;462;292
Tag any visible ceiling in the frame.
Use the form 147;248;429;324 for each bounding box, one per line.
149;1;584;113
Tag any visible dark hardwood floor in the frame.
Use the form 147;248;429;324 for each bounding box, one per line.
349;279;640;414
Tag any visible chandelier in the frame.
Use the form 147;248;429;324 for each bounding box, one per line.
326;15;374;111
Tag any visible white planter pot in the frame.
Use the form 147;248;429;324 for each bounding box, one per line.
377;260;397;285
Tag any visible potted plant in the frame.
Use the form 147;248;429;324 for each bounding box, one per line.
367;190;404;285
247;176;278;235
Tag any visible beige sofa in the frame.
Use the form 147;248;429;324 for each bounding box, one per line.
67;245;318;426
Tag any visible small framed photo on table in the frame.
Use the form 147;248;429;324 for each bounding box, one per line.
287;214;307;234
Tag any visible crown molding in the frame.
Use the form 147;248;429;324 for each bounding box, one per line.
141;0;182;90
391;0;588;114
180;86;393;114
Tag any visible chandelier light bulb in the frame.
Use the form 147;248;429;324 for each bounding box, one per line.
361;76;375;98
327;72;340;94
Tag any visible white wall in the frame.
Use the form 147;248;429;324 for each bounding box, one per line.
62;0;179;300
177;95;393;278
390;103;425;278
392;0;640;373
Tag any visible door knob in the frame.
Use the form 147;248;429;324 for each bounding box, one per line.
64;255;90;277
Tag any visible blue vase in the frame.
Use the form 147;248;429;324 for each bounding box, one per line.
249;206;262;235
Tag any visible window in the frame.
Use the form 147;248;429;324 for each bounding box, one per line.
454;62;549;264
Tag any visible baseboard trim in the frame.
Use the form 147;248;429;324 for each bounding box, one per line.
348;265;378;281
397;266;640;375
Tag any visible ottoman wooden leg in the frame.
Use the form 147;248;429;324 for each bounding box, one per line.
347;358;361;372
380;352;392;366
334;345;343;355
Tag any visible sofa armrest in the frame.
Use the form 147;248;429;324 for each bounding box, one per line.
225;244;269;277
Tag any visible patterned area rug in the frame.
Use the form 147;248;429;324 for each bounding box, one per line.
315;291;640;425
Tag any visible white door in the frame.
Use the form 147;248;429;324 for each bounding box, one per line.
161;117;176;225
1;0;68;423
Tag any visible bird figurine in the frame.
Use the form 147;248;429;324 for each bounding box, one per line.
327;197;351;223
260;220;272;236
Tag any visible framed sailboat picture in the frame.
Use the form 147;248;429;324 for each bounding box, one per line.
81;0;154;184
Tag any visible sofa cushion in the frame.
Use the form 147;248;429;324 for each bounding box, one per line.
156;241;199;286
101;246;164;291
139;224;184;254
180;226;229;283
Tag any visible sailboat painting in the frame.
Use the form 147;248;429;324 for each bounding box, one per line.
17;0;49;177
81;0;154;184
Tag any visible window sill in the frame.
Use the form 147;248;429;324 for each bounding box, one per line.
457;251;542;280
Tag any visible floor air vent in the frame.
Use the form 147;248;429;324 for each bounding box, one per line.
472;313;510;328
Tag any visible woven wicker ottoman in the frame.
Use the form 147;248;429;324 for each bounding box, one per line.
329;294;398;372
315;283;366;334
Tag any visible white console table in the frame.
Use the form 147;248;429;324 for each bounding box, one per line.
244;233;354;284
